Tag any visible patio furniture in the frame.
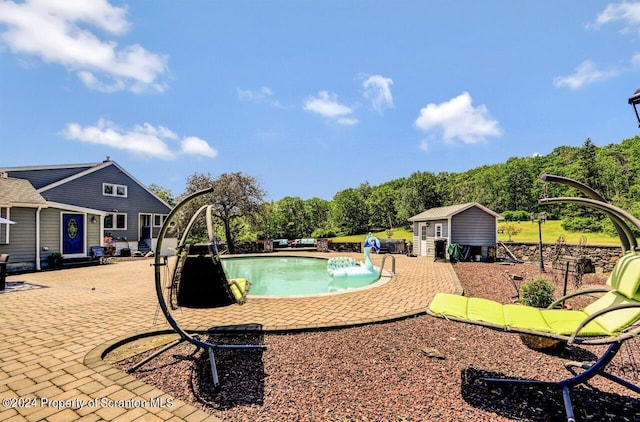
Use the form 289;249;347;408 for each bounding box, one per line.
428;251;640;422
130;189;263;389
0;254;9;290
428;174;640;422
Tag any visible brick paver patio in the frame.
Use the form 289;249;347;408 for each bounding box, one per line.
0;252;461;421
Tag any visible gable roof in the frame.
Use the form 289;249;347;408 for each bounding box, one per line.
408;202;503;222
1;160;171;209
0;177;48;208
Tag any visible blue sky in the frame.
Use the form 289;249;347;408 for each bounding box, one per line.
2;1;640;201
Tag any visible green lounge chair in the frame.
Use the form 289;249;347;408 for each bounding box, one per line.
428;252;640;422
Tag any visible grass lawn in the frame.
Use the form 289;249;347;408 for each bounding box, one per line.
331;221;621;246
331;227;413;244
498;220;620;245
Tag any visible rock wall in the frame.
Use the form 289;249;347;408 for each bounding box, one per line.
498;242;624;273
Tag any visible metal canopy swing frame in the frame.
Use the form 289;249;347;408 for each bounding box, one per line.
128;187;264;390
478;174;640;422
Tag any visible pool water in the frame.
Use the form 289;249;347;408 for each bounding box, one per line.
221;256;379;296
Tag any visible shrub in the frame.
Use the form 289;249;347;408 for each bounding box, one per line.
311;227;337;238
502;210;531;222
560;217;602;233
519;278;555;308
47;252;63;268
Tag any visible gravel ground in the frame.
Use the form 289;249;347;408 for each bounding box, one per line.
115;262;640;421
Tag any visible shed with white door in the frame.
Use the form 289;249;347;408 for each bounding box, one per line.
408;202;503;259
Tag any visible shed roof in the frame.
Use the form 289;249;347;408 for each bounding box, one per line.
0;177;48;207
408;202;503;222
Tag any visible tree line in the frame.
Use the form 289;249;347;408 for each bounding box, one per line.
150;135;640;251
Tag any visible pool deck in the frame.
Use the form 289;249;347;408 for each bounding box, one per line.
0;252;461;421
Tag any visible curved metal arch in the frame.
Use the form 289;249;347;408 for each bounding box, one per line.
154;187;215;350
540;174;636;251
539;197;639;252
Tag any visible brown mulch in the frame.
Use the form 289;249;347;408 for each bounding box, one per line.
114;262;640;421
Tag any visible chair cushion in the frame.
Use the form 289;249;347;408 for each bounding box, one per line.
607;253;640;299
503;304;553;333
540;309;609;336
468;297;505;326
428;292;624;338
584;291;640;334
228;278;249;302
429;293;469;319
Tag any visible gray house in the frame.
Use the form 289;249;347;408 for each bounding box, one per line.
0;159;171;271
408;202;503;259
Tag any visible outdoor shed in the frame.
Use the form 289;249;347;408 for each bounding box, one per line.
408;202;503;259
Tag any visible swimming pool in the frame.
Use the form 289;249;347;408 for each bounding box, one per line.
221;256;386;297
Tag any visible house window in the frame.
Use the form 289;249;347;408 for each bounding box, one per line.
0;207;9;244
104;213;127;230
153;214;167;227
103;183;128;197
435;223;443;238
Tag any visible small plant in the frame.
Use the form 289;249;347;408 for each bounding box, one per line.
47;252;63;268
519;278;555;308
502;222;523;241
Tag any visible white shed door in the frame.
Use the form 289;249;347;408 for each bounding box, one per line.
420;224;428;256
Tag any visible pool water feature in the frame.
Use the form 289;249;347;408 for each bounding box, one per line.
221;256;384;297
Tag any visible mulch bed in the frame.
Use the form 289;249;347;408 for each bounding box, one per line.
114;262;640;421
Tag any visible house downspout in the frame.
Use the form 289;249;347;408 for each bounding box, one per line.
35;206;43;270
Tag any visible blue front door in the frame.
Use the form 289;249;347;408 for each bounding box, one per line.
62;213;84;255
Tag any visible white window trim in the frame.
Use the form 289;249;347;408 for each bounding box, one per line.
153;214;167;227
0;207;10;244
435;223;443;238
102;182;128;198
105;212;128;230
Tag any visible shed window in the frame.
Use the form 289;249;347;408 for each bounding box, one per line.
105;213;127;230
103;183;128;197
435;223;443;238
421;225;427;241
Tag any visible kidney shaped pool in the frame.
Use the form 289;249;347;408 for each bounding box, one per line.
221;256;385;297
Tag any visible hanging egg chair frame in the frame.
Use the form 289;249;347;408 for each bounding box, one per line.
128;187;264;389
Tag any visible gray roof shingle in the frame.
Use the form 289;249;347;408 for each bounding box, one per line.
0;177;48;207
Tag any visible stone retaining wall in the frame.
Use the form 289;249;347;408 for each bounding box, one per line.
499;242;624;273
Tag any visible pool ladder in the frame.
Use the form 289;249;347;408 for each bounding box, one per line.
378;253;396;279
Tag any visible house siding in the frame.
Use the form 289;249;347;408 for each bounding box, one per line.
38;165;170;242
412;219;449;256
0;207;38;270
450;207;496;245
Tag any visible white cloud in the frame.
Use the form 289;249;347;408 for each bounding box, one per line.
304;91;358;125
337;117;359;126
62;119;217;160
419;140;428;152
414;92;502;144
553;60;622;90
362;75;394;113
181;136;218;158
0;0;168;93
589;2;640;31
237;86;282;107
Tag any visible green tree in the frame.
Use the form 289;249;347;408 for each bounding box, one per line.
181;172;266;253
331;187;369;235
148;183;176;206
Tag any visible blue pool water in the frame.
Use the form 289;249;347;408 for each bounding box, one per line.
221;256;379;296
